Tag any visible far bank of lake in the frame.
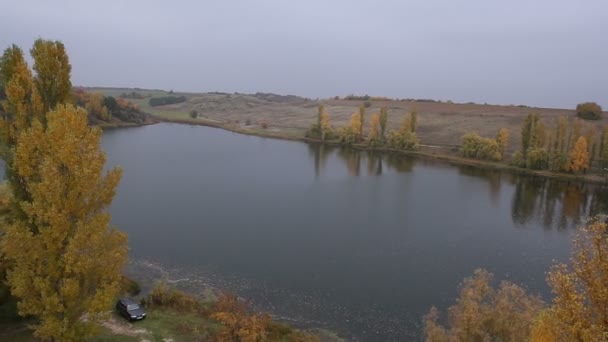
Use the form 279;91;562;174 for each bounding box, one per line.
152;116;608;186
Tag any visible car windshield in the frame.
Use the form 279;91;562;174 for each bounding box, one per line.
127;304;140;310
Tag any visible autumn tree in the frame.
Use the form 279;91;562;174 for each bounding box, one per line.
576;102;602;120
319;105;332;141
0;44;25;101
358;105;365;139
530;118;546;149
212;293;271;341
386;112;419;150
307;104;332;141
0;105;128;341
410;107;418;133
521;114;535;158
368;113;381;146
424;269;544;341
547;217;608;340
0;47;44;148
570;119;583;151
569;136;589;173
379;106;388;141
339;112;362;144
30;39;72;113
86;93;110;121
556;117;568;153
496;128;509;160
461;133;501;161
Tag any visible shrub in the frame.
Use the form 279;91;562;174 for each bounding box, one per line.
576;102;602;120
363;101;372;108
245;118;251;126
511;151;524;167
461;133;501;161
260;120;268;129
525;147;549;170
120;276;141;296
387;130;419;150
141;283;202;313
189;110;198;119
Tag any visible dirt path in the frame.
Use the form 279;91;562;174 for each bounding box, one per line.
101;316;154;341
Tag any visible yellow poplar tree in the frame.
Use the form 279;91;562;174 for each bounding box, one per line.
1;50;44;147
1;104;128;341
496;128;509;160
399;112;411;134
547;217;608;340
410;107;418;133
0;44;25;96
319;106;331;141
368;113;380;145
30;39;72;113
569;136;589;172
358;106;365;139
349;112;362;142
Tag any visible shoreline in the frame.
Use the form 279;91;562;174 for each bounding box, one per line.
150;115;608;186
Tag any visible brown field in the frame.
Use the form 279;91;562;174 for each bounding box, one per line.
88;87;608;153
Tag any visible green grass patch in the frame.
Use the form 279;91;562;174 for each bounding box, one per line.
91;309;221;342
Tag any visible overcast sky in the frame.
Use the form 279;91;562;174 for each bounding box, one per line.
1;0;606;108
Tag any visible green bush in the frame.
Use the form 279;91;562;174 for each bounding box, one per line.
525;147;549;170
461;133;501;161
189;110;198;119
576;102;602;120
338;126;359;144
387;131;419;150
511;151;524;167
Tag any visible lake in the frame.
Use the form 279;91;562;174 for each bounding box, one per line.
101;123;607;341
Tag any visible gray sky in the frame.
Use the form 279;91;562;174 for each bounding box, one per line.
1;0;606;108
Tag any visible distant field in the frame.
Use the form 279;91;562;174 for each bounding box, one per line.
85;87;608;152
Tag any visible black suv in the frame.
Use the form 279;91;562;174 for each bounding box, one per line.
116;298;146;321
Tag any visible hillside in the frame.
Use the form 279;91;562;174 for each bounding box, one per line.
87;87;607;152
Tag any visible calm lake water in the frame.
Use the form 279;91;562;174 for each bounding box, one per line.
101;123;608;341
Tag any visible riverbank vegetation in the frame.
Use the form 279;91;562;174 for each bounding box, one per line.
140;284;318;341
424;216;608;341
306;104;420;151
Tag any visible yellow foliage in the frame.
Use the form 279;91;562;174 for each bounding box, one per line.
399;113;411;134
0;104;127;341
529;310;560;342
86;92;110;121
350;112;361;138
212;293;271;342
496;128;509;160
339;112;362;144
569;136;589;172
547;217;608;340
424;269;544;342
368;113;380;144
319;107;331;141
30;39;72;113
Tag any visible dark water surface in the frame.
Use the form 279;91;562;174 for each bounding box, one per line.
101;123;608;341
